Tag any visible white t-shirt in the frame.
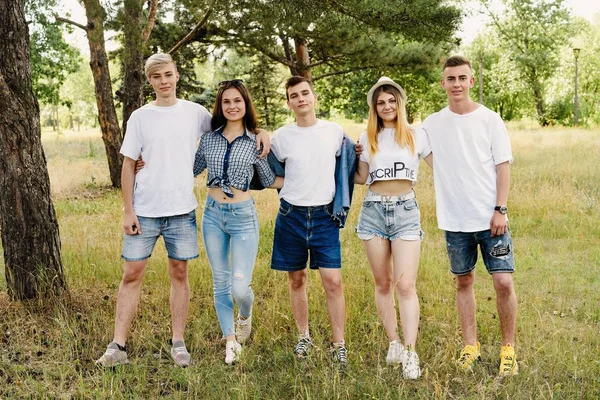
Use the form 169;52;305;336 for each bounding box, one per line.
270;119;344;206
358;127;431;185
120;99;212;217
421;105;513;232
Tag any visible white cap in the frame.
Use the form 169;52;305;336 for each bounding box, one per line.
366;76;406;106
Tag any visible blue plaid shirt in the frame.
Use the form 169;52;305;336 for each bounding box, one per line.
193;126;276;197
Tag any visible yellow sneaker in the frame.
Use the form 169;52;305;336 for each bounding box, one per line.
457;341;481;371
499;344;519;376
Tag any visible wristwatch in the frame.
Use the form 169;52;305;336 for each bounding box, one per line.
494;205;508;215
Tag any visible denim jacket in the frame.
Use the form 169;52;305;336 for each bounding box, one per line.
250;134;357;228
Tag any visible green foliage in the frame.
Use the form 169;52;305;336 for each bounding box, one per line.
480;0;571;125
26;0;81;106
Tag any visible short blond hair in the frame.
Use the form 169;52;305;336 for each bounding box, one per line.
144;53;177;79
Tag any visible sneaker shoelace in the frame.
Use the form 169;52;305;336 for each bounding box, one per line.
333;345;348;365
295;337;311;357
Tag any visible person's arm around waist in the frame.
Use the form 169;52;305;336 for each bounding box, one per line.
122;157;141;235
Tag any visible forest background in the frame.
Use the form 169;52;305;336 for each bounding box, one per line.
0;0;599;398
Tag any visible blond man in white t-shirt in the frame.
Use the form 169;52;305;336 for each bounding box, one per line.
421;55;518;376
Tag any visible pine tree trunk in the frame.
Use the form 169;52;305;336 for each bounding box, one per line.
120;0;145;137
294;37;311;79
0;0;67;300
82;0;123;188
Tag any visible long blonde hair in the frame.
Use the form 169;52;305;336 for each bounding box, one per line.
366;85;415;157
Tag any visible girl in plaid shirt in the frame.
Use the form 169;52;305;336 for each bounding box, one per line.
194;80;282;365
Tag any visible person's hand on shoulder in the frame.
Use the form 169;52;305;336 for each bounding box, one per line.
354;143;363;158
255;129;271;158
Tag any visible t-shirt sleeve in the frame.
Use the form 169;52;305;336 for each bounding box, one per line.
120;113;142;160
358;132;370;163
270;132;285;162
490;114;513;165
416;127;432;159
197;106;212;139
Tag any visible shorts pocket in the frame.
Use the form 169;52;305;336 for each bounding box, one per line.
403;198;418;211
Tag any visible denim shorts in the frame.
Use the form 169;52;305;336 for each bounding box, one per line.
271;199;341;271
122;210;199;261
444;229;515;275
356;190;423;241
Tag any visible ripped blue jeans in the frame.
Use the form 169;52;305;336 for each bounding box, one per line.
444;229;515;275
202;195;258;337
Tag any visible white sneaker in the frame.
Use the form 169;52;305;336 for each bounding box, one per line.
236;315;252;344
225;340;242;365
386;340;405;365
402;349;422;379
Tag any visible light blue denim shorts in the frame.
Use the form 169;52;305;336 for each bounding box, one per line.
356;189;423;241
122;210;199;261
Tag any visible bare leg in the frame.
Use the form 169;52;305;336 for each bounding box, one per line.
168;258;190;343
113;260;148;346
288;269;309;334
456;272;477;345
319;268;345;343
362;238;398;342
492;272;517;346
391;239;421;349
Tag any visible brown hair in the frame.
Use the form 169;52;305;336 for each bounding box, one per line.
443;55;472;71
211;81;258;133
366;85;415;157
285;76;314;100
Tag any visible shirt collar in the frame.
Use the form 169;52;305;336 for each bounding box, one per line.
214;125;256;141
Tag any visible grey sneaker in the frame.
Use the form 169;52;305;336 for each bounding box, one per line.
170;340;191;367
331;343;348;368
402;349;422;379
225;340;242;365
386;340;406;365
95;342;129;367
294;337;312;359
236;315;252;344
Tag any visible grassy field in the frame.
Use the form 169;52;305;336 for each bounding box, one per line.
0;124;599;399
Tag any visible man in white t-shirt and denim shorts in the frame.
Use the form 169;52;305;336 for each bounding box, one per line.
270;76;348;367
421;55;518;376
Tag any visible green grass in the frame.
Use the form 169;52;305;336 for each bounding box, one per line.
0;125;599;399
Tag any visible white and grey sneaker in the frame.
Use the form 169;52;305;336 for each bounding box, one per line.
236;315;252;344
402;349;422;379
95;342;129;367
385;340;406;365
170;340;191;367
225;340;242;365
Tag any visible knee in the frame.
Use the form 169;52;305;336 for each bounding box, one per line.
373;276;393;296
456;273;475;291
231;272;252;299
493;274;514;296
395;278;416;299
289;272;307;291
122;263;145;285
169;260;188;282
322;275;343;296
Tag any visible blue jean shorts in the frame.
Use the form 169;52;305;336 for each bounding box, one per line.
271;199;341;271
356;189;423;241
444;229;515;275
122;210;199;261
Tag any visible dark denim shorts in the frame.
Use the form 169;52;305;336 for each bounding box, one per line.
444;229;515;275
271;199;341;271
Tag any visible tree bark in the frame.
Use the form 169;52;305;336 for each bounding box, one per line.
0;0;67;300
82;0;123;188
120;0;145;137
293;36;311;79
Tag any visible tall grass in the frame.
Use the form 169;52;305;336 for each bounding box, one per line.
0;125;598;399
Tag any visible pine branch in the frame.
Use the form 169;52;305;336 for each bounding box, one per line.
168;8;213;55
54;15;88;32
141;0;158;43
